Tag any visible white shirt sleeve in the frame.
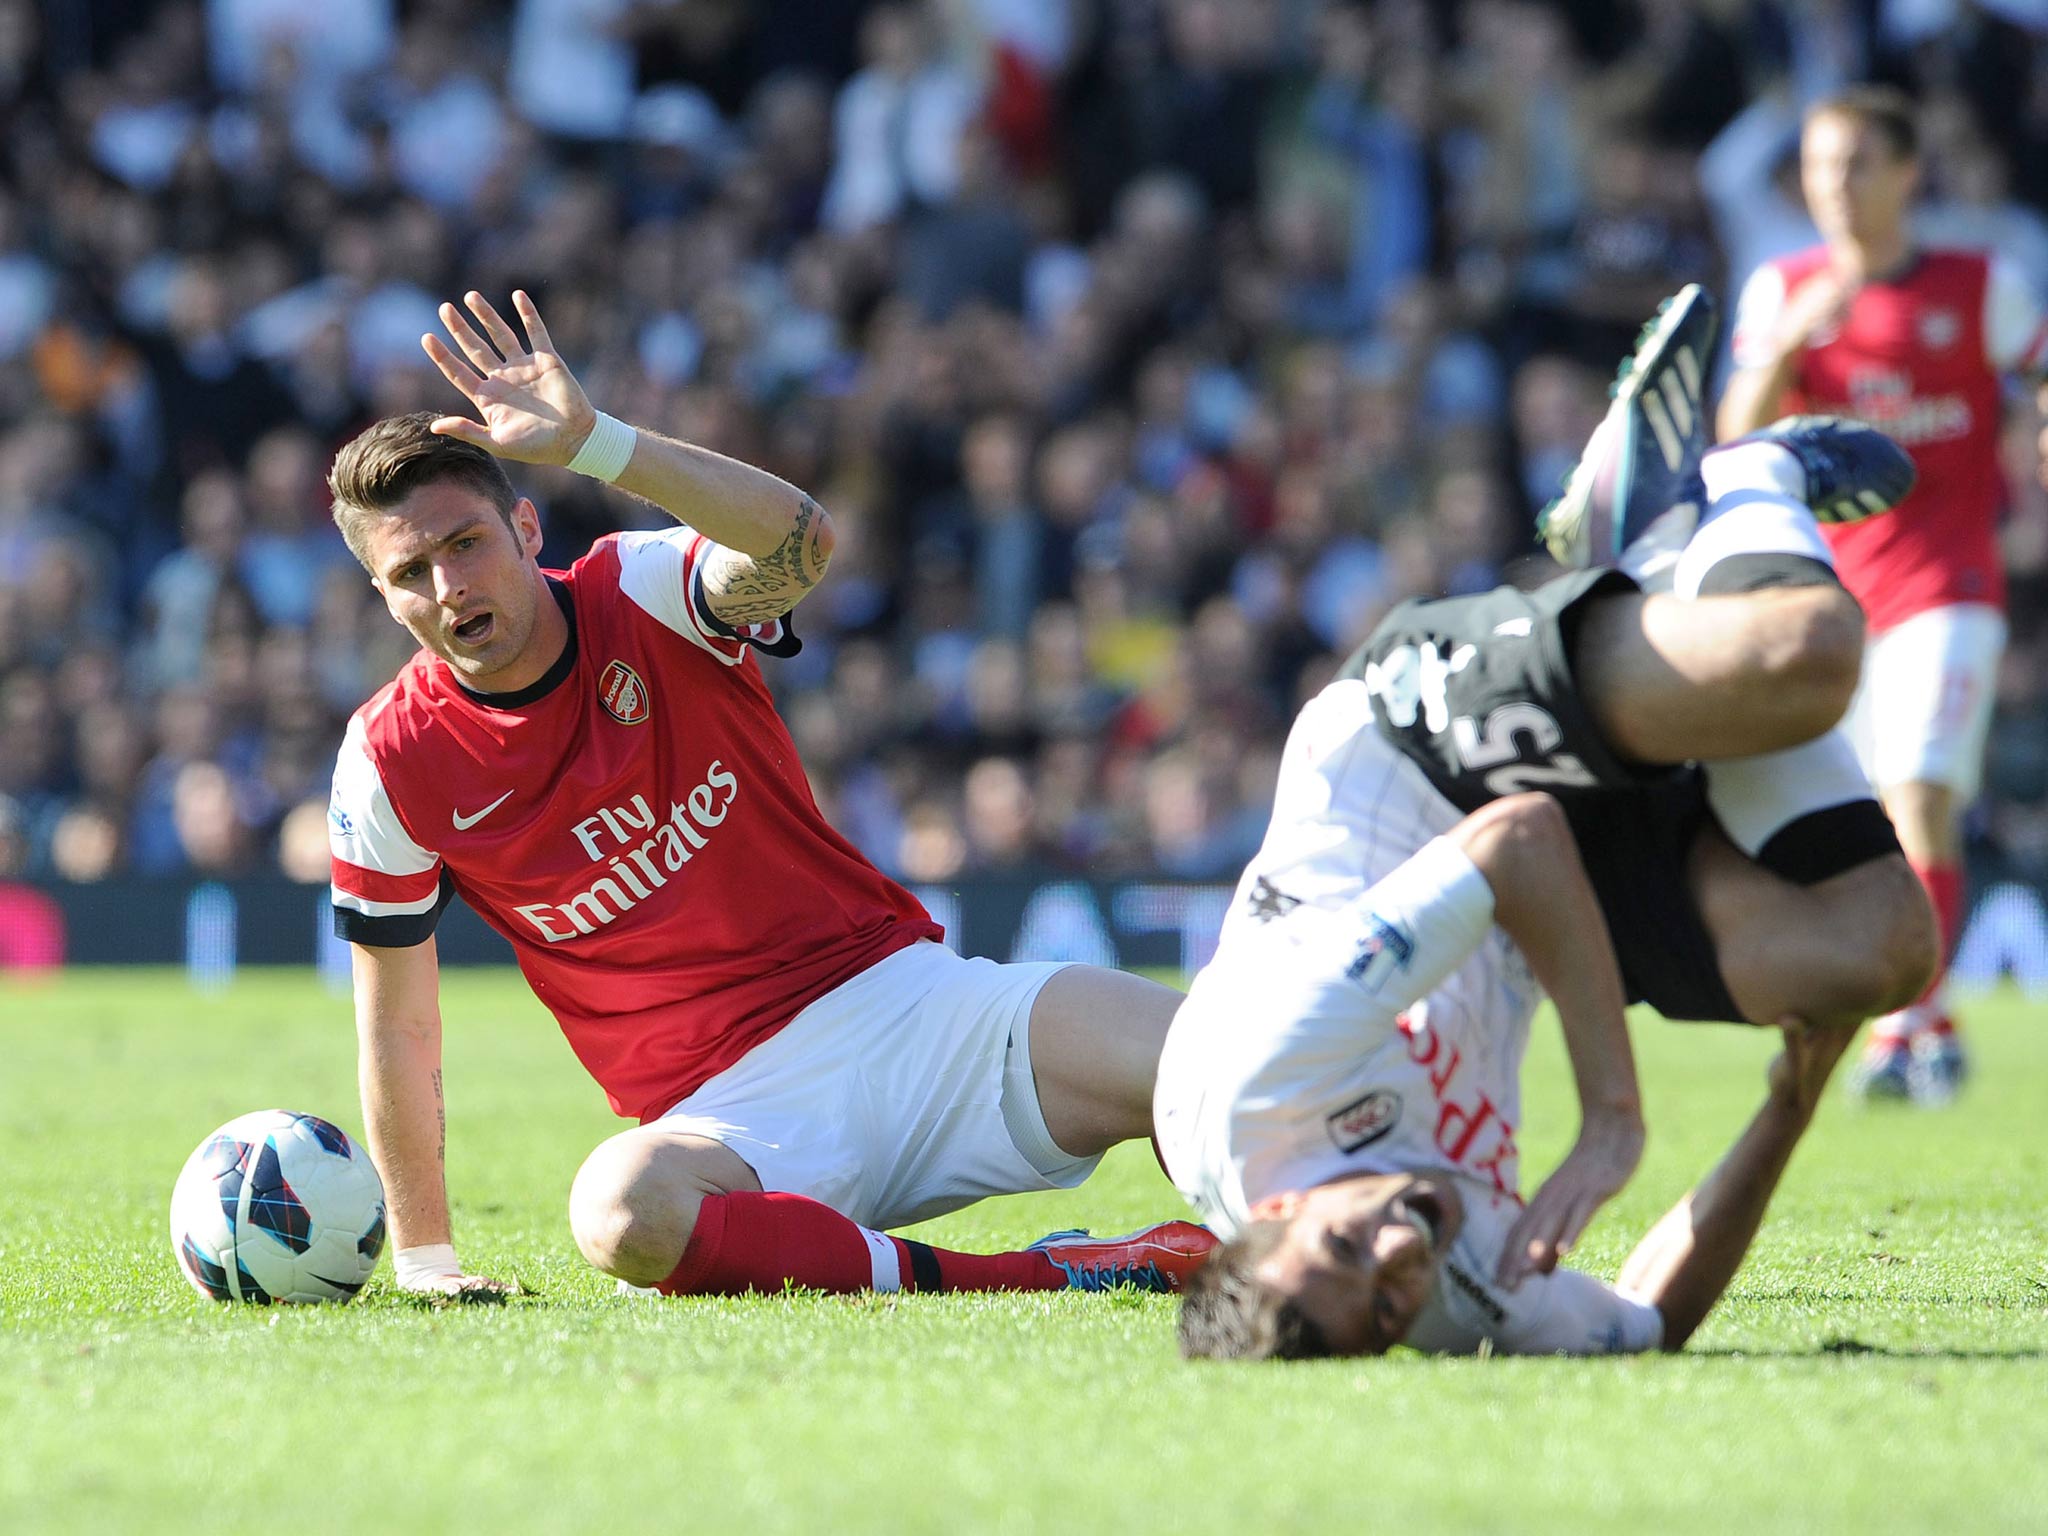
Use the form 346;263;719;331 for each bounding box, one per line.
329;711;449;945
1729;263;1790;371
611;527;793;665
1285;835;1497;1017
1403;1193;1665;1356
1493;1267;1666;1356
1982;255;2048;375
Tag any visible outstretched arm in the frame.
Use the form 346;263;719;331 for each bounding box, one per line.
1616;1017;1850;1349
1718;269;1852;440
612;441;834;628
421;289;834;627
1717;358;1800;441
1446;794;1646;1288
353;937;508;1299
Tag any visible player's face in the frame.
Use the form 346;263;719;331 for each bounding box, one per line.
1802;114;1918;246
365;482;555;693
1252;1172;1464;1356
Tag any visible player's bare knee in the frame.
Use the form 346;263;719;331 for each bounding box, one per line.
569;1134;694;1285
1803;858;1938;1020
1452;793;1570;911
1865;862;1940;1016
1479;791;1571;864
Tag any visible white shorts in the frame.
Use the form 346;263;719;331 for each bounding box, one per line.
1846;603;2006;799
648;941;1098;1231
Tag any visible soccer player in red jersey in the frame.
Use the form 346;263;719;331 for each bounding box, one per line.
1719;87;2048;1104
325;289;1212;1300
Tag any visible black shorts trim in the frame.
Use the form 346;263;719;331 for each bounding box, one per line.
1695;551;1843;596
1756;798;1902;886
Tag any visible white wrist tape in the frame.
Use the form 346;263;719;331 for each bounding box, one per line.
393;1243;462;1289
566;411;638;483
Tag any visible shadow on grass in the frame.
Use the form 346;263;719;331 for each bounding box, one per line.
1685;1340;2048;1360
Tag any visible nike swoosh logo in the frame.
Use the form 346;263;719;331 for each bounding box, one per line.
452;790;516;830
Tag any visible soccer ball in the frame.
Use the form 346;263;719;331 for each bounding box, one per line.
170;1110;387;1304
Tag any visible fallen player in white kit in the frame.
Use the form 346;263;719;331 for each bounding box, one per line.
1157;789;1848;1358
1156;288;1935;1359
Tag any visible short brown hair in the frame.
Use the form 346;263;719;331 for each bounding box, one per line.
329;411;518;568
1807;85;1920;162
1176;1221;1334;1362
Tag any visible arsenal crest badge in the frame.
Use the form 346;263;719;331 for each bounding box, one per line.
599;659;650;725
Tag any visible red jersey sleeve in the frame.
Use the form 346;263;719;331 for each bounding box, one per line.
609;529;801;663
329;708;452;947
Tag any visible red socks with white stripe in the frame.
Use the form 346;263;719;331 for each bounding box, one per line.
657;1191;1065;1297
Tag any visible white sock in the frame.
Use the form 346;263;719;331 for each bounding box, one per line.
1700;439;1807;504
1674;442;1834;600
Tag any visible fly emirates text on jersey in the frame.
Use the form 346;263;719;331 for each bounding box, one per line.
513;765;739;943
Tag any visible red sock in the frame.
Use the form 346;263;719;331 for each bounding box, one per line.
658;1192;1064;1297
1911;859;1964;1009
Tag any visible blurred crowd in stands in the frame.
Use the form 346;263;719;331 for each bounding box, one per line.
5;0;2048;891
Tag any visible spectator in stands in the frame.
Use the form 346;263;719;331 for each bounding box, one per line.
0;0;2041;941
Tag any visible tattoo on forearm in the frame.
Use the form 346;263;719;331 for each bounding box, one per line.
702;496;827;624
431;1068;445;1165
803;504;828;576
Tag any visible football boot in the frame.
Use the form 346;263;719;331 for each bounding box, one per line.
1028;1221;1217;1293
1724;414;1917;526
1540;283;1719;571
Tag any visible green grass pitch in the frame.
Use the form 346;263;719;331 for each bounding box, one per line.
4;969;2047;1535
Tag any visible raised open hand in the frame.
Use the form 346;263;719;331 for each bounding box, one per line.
421;290;597;467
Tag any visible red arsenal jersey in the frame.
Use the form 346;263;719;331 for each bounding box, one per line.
328;528;943;1122
1732;248;2048;632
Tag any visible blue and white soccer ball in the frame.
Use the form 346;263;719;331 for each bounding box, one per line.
169;1110;387;1304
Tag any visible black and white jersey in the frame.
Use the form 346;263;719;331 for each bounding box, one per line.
1340;569;1680;814
1343;570;1741;1023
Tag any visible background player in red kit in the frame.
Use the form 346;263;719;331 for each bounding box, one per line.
1719;87;2048;1104
326;289;1210;1300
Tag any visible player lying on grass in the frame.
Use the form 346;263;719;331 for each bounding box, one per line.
326;290;1211;1302
1156;286;1938;1356
1162;797;1855;1358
